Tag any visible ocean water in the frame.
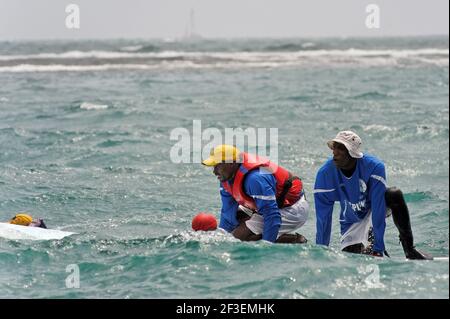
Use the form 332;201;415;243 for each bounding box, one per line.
0;37;448;299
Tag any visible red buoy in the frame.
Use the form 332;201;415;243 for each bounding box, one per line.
192;212;217;231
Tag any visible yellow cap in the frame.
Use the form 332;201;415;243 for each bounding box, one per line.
9;213;33;226
202;145;240;166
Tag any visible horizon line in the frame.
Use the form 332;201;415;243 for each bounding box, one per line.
0;34;448;42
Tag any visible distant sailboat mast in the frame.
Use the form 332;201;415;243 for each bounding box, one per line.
184;8;201;40
190;9;196;38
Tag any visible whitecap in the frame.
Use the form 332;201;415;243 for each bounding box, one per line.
363;124;394;132
0;48;447;61
0;64;159;72
301;42;316;49
0;48;447;73
120;45;144;52
80;102;108;110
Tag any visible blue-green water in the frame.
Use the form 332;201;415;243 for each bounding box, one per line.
0;37;448;298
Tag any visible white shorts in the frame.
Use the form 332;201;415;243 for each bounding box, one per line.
340;208;392;250
243;195;309;239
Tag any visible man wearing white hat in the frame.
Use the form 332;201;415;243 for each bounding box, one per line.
314;131;431;259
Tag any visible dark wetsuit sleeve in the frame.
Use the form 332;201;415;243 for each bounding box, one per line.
369;163;387;254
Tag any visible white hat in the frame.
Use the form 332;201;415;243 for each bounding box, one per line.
327;131;363;158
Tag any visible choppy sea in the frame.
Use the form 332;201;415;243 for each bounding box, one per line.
0;36;448;298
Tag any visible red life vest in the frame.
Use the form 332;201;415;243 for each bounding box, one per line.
221;152;303;211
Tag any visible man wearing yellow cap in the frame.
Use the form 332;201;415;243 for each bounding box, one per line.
202;145;308;243
9;213;47;228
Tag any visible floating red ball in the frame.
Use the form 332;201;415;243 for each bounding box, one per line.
192;212;217;231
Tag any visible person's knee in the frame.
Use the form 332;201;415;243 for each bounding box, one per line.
276;233;307;244
385;187;405;207
234;232;261;241
232;228;247;240
232;224;259;241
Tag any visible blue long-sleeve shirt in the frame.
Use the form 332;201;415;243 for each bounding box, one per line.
314;154;387;253
219;167;281;242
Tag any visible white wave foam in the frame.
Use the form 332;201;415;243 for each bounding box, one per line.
176;229;239;244
0;50;185;61
416;124;442;137
0;62;287;73
0;64;160;72
0;47;447;73
301;42;316;49
388;167;420;178
363;124;394;132
120;45;144;52
80;102;108;110
0;48;447;61
0;97;9;102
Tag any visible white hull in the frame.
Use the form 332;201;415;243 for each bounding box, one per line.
0;222;74;240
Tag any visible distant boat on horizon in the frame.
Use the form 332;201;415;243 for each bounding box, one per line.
182;8;203;41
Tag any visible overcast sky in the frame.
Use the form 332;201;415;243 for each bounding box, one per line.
0;0;448;40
